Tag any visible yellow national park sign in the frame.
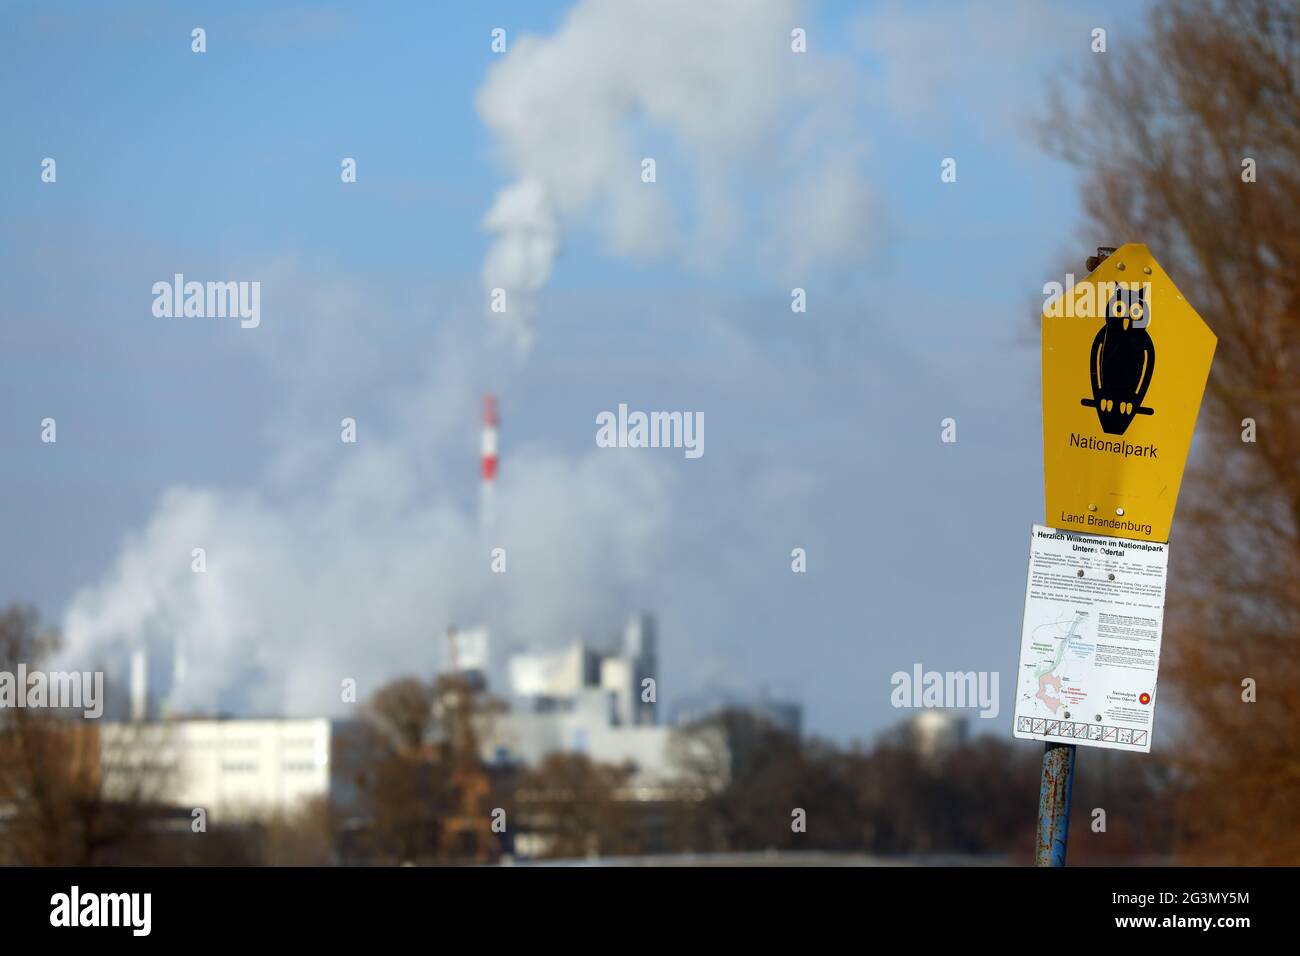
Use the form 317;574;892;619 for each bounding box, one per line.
1041;243;1216;543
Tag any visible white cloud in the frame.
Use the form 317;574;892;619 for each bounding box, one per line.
476;0;877;350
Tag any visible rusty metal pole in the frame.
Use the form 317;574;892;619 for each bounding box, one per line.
1030;245;1114;869
1036;740;1076;866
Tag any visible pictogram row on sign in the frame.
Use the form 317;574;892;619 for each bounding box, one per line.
1017;716;1147;747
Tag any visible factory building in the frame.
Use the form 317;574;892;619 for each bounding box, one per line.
89;399;756;826
97;610;722;821
503;612;657;726
99;718;368;824
478;613;711;789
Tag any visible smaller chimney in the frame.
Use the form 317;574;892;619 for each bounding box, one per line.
130;646;148;722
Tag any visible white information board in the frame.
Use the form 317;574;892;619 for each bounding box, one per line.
1012;524;1169;753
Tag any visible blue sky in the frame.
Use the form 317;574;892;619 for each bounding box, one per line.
0;0;1149;739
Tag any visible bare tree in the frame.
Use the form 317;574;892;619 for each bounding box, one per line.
0;604;165;864
355;673;505;863
515;753;630;859
1043;0;1300;862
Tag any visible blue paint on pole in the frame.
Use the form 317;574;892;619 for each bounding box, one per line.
1035;741;1076;867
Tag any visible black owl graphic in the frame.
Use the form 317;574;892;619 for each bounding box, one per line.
1080;284;1155;435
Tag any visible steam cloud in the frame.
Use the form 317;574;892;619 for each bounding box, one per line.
477;0;873;351
59;329;672;716
58;0;874;716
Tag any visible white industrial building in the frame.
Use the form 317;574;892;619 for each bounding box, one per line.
481;613;706;788
502;612;657;726
99;718;365;823
98;612;733;821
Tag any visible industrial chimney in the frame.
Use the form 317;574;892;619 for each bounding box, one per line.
481;394;499;530
129;646;148;722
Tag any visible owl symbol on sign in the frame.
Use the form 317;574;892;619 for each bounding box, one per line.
1080;284;1155;436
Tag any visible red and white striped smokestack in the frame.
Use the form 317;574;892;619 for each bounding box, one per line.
480;394;498;529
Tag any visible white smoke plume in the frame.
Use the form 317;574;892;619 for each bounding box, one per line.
57;0;873;716
57;284;673;716
61;449;670;717
477;0;873;351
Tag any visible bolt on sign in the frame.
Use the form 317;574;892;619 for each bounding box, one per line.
1041;243;1216;543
